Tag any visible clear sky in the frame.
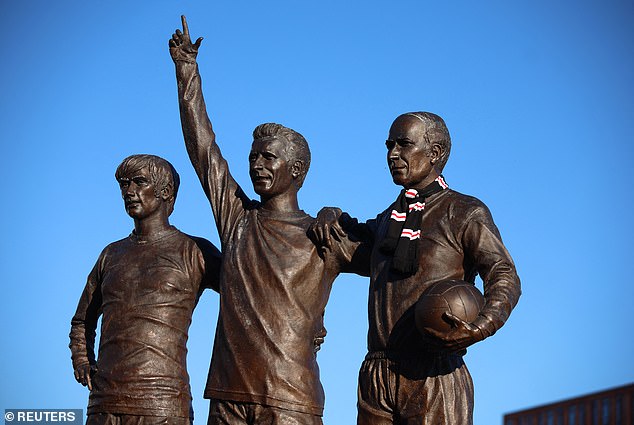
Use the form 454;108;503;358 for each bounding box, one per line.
1;1;633;424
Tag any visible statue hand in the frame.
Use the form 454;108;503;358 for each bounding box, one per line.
423;312;484;354
73;364;97;391
308;207;345;254
313;327;327;353
169;15;203;63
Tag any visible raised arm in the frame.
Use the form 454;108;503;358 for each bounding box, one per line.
169;16;215;193
69;262;103;391
169;16;249;242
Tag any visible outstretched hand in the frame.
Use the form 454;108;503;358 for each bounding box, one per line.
169;15;203;63
423;312;484;354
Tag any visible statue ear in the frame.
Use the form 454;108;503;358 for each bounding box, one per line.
291;160;304;179
160;184;173;201
430;143;443;165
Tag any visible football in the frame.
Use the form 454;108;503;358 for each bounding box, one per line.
414;279;485;336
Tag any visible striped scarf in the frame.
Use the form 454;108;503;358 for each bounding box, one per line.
380;175;448;275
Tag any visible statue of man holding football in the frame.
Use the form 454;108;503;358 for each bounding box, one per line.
310;112;521;425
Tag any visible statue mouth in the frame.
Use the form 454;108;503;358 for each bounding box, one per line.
251;175;271;183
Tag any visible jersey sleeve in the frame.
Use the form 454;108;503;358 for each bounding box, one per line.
331;212;378;277
461;203;521;338
176;60;255;245
69;250;106;369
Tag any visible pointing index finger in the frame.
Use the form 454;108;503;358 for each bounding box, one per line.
181;15;189;36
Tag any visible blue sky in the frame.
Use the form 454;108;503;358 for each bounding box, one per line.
1;1;633;424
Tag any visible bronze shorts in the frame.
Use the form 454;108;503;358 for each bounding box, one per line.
357;352;474;425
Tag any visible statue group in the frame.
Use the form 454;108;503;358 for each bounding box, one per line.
69;16;521;425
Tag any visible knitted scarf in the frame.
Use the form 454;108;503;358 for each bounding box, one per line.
380;175;449;275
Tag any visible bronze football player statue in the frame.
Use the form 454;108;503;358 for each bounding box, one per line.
311;112;521;425
69;154;221;425
169;16;368;425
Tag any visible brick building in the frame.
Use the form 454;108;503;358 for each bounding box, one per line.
503;383;633;425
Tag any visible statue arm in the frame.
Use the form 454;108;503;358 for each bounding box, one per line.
309;207;375;277
458;204;521;341
424;203;521;353
337;212;376;276
191;236;222;294
170;16;248;242
69;260;103;390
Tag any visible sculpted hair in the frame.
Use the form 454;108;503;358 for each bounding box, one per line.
115;154;181;213
404;112;452;172
252;123;311;188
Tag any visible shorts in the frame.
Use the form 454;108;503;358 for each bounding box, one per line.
357;352;474;425
207;399;322;425
86;413;190;425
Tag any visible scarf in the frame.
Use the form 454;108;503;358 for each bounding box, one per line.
380;175;448;275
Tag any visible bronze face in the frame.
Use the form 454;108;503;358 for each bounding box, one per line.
249;137;296;200
386;115;437;190
118;167;163;220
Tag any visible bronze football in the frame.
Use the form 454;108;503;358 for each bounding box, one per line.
415;279;485;335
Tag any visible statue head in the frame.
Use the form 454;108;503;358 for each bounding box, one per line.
386;112;451;189
249;123;311;199
115;154;180;218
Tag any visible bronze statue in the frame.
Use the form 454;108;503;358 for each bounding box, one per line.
69;154;221;425
310;112;521;425
169;16;368;425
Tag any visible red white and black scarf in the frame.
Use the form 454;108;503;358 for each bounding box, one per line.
380;175;449;275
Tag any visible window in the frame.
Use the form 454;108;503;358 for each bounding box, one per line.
602;398;610;425
578;405;585;425
568;405;577;425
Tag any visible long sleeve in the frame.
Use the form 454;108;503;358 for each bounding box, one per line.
69;259;103;369
175;60;252;245
461;205;521;338
335;212;377;277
